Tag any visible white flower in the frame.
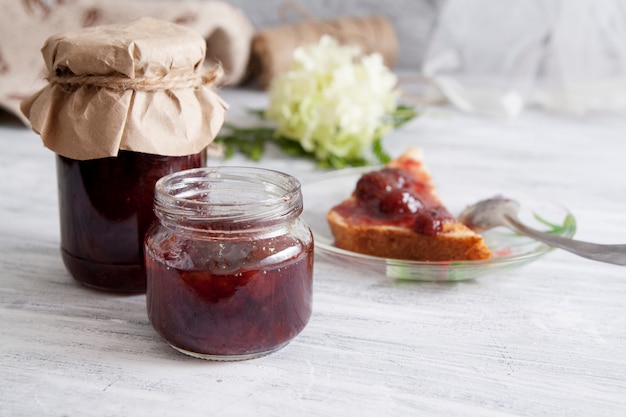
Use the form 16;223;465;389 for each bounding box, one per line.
265;35;399;163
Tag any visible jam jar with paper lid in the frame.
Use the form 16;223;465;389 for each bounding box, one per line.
144;167;314;360
20;18;227;293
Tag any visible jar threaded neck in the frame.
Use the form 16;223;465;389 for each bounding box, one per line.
153;167;303;233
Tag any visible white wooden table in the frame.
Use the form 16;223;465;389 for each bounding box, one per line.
2;87;626;416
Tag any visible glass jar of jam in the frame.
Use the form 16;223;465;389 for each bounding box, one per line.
20;19;227;293
144;167;314;360
57;150;206;293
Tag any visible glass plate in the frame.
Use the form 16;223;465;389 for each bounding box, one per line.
301;166;577;282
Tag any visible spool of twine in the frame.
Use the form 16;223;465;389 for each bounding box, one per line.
47;65;223;92
249;11;398;88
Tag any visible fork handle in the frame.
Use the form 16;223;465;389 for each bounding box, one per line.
504;215;626;266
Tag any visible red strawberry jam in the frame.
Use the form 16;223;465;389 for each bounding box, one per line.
350;167;454;235
145;243;313;358
144;167;314;360
57;150;206;293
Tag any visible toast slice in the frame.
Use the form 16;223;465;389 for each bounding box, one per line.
326;147;492;262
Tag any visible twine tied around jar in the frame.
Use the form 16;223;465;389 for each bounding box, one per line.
47;64;224;93
21;18;228;161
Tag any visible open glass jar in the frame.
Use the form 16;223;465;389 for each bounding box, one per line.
144;167;314;360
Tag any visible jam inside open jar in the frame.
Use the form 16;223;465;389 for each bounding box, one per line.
144;167;314;360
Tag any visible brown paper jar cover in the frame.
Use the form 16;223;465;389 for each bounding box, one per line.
20;17;227;161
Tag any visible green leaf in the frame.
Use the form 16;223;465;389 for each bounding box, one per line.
372;137;391;164
215;104;418;169
214;125;274;161
389;104;418;128
273;136;312;158
533;213;577;236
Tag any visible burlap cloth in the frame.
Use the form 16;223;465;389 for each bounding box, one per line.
250;14;397;89
0;0;253;125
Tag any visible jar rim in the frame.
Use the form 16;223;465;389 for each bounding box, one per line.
154;166;303;230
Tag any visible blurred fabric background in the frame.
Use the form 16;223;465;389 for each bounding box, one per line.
0;0;444;122
3;0;624;121
221;0;445;70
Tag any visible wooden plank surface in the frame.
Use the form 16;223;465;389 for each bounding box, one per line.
1;88;625;416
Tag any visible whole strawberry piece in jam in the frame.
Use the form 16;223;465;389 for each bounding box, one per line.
355;168;414;204
413;206;454;236
379;189;424;215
